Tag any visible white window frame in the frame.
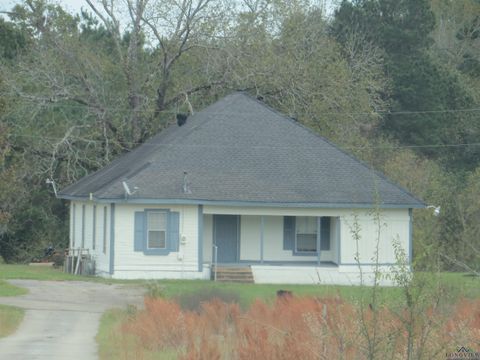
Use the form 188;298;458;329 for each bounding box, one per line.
295;216;318;254
147;211;167;249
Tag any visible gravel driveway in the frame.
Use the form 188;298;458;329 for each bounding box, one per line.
0;279;144;360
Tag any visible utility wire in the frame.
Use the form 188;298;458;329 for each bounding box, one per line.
6;133;480;150
8;98;480;116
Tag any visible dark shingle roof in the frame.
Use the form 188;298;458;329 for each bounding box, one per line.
59;93;424;208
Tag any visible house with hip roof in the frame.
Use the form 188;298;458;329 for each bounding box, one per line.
58;92;424;284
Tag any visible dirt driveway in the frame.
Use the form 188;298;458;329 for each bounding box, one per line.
0;279;144;360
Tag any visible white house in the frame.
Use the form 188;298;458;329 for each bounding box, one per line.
58;93;424;285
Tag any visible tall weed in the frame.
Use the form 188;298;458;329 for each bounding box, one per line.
115;294;480;359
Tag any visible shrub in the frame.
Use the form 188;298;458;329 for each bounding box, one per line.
145;281;165;298
51;252;64;268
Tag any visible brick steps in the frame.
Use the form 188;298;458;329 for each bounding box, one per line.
213;266;254;283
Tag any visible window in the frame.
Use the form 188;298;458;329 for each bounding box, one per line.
284;216;333;255
147;211;167;249
296;217;317;253
134;210;179;255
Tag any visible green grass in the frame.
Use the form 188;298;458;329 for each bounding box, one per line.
0;280;28;297
0;264;101;281
148;279;377;306
0;304;24;338
431;271;480;298
0;264;477;304
1;264;475;303
0;265;87;297
0;264;145;284
96;309;128;360
146;272;479;307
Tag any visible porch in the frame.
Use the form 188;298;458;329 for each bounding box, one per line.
200;210;341;283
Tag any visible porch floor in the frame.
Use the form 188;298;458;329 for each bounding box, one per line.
215;261;338;267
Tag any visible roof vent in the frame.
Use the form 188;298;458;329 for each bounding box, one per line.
183;171;192;194
176;113;188;127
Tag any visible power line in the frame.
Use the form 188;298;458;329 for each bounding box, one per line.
8;98;480;117
6;132;480;150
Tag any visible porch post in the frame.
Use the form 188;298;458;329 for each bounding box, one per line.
260;216;264;264
317;217;321;266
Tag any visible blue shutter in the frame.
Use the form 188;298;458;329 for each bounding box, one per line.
283;216;295;250
134;211;145;251
168;211;180;252
321;217;331;251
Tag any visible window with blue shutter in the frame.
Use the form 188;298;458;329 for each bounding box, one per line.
320;217;331;251
285;216;332;255
134;212;145;251
168;212;180;252
134;209;180;255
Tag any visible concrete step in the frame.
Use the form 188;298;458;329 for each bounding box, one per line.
212;266;254;283
215;278;255;283
216;275;254;281
215;267;251;271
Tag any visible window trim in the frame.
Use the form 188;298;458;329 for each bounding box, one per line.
146;211;168;250
294;216;319;256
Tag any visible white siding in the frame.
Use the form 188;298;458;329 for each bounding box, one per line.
328;217;340;263
339;210;410;265
112;204;208;280
73;202;83;249
68;202;410;282
69;203;74;248
84;205;93;249
95;205;110;275
240;216;261;261
70;201;110;276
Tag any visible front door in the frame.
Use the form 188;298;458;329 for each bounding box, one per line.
213;215;239;263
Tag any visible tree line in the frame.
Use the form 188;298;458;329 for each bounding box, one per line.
0;0;479;272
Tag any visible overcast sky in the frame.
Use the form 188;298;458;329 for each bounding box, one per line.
1;0;86;13
1;0;337;18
